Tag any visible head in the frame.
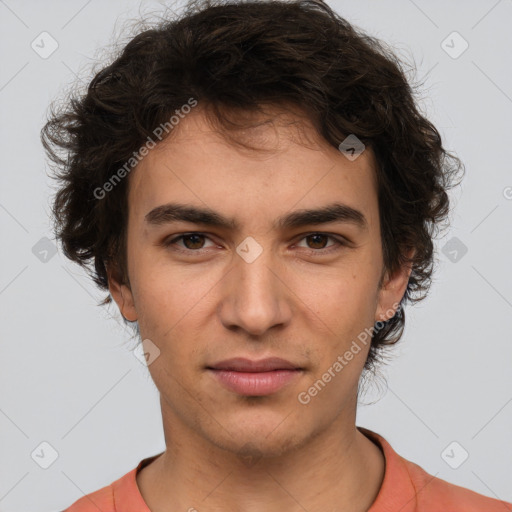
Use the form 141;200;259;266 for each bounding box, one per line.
42;0;463;456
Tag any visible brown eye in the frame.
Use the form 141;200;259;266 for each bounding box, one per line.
181;234;206;250
295;233;345;255
163;233;216;252
305;234;330;249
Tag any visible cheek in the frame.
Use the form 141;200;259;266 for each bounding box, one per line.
129;255;220;354
288;265;380;381
295;263;378;326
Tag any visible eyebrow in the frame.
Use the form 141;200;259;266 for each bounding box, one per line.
144;202;368;232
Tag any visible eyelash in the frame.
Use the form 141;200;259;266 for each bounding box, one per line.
162;232;347;256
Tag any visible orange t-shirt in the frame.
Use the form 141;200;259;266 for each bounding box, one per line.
64;427;512;511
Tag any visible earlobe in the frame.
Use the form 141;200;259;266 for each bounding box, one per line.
375;248;415;323
107;265;138;322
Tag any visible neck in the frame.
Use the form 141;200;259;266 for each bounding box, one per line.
137;418;385;512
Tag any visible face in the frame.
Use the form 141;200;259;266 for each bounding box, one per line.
109;105;411;459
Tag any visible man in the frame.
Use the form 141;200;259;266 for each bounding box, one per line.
42;0;511;510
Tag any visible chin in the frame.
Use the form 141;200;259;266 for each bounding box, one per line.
207;415;311;461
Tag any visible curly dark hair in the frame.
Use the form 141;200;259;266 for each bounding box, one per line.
41;0;464;375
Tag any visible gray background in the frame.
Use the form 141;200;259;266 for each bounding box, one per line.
0;0;511;510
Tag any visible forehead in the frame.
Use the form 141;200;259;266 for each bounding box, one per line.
127;106;380;231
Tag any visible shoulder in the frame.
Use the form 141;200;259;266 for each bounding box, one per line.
403;457;512;511
63;482;114;512
61;466;137;511
63;453;162;512
61;457;156;512
359;427;512;512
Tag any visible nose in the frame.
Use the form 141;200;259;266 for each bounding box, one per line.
218;247;293;337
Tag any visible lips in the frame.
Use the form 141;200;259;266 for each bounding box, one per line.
207;357;301;372
207;357;303;396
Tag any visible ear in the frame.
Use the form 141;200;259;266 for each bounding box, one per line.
107;264;138;322
375;248;415;323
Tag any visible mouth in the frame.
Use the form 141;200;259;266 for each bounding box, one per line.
206;357;304;396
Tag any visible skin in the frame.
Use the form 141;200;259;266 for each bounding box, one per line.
108;104;413;512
